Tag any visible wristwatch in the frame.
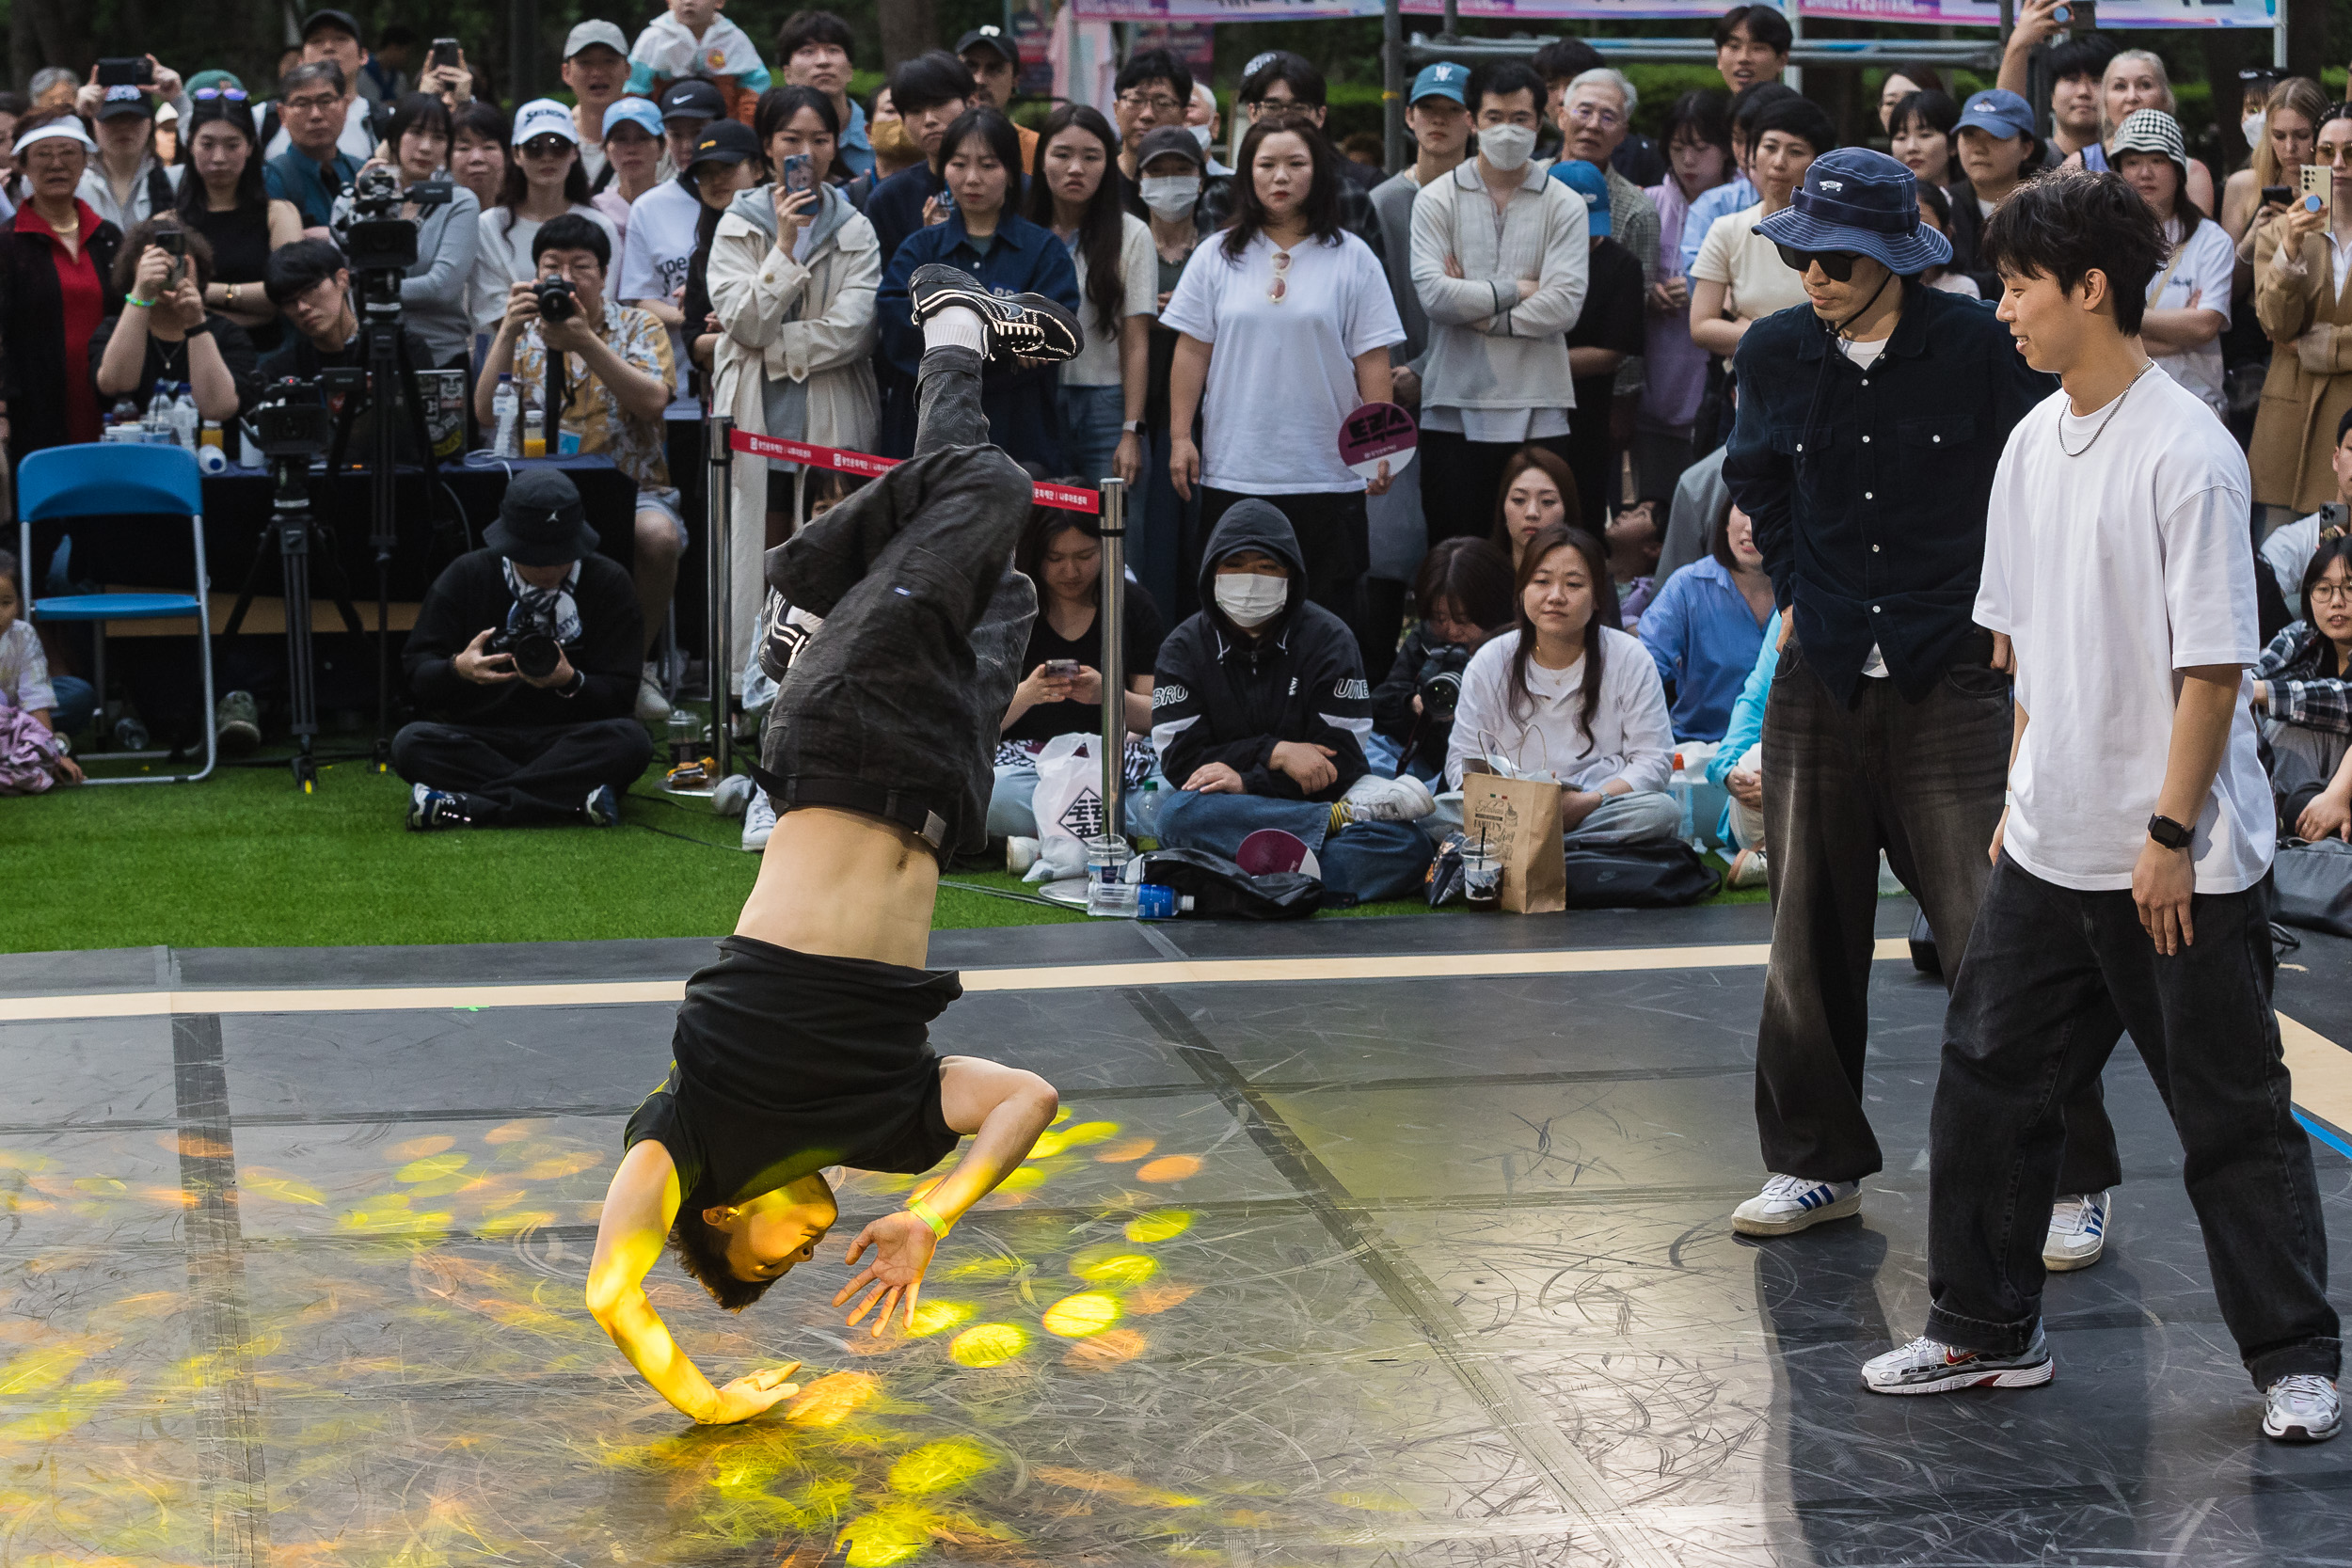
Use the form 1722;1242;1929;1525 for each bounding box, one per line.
558;668;586;699
2147;813;2193;850
183;319;214;339
1121;420;1146;436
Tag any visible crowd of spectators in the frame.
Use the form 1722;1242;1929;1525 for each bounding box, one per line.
0;2;2344;886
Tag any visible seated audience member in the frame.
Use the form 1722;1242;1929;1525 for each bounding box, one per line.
257;238;430;380
1152;501;1438;905
2265;408;2352;620
474;214;682;716
990;506;1167;839
395;469;651;831
1490;446;1580;569
1443;523;1679;846
1706;606;1780;887
1637;502;1773;741
2253;530;2352;839
1656;443;1732;586
1607;497;1665;626
0;548;84;787
1554;157;1646;531
1370;536;1515;782
91;216;257;424
877;106;1081;467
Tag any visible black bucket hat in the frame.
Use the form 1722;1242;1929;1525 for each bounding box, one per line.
485;468;598;565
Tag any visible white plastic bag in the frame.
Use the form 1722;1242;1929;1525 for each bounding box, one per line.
1030;732;1108;863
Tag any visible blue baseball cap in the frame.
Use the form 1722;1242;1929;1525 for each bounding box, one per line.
602;96;664;142
1756;147;1950;277
1410;62;1469;107
1552;159;1612;236
1954;88;2037;147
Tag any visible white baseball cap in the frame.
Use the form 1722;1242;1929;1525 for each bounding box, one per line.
512;98;581;148
564;21;629;61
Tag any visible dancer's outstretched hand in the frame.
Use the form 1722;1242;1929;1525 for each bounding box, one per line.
702;1362;803;1424
833;1211;940;1338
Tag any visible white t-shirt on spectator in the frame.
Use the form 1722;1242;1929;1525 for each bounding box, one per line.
1975;368;2271;895
1062;213;1158;388
1160;229;1403;495
1691;200;1810;333
617;179;705;398
1443;626;1676;795
2146;215;2234;417
472;204;624;334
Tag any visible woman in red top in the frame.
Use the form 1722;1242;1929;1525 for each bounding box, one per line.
0;111;124;467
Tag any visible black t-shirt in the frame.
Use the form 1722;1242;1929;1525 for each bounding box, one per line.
87;314;260;421
623;936;963;1211
1002;584;1167;744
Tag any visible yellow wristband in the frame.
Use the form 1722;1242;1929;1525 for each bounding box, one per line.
906;1196;950;1238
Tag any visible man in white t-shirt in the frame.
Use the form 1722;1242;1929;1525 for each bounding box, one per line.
1862;169;2342;1446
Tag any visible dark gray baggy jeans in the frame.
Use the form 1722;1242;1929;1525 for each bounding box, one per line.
1756;633;2119;1190
1925;856;2341;1388
757;345;1039;857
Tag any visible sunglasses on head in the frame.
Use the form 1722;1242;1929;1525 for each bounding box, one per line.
192;87;250;102
1774;243;1861;282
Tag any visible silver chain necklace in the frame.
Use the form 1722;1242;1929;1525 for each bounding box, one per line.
2058;360;2155;459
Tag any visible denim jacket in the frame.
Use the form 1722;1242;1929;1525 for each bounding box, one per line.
1722;282;2053;704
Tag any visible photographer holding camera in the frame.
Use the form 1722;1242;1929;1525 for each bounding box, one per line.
475;214;682;693
1368;537;1514;782
394;467;652;830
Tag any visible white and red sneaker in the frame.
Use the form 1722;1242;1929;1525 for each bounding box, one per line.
1862;1327;2054;1395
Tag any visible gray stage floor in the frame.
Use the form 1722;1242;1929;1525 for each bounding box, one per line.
4;902;2350;1566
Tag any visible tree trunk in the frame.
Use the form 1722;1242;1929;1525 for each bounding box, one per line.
13;0;94;87
2288;0;2328;89
877;0;940;71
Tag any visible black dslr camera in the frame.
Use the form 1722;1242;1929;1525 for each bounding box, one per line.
488;607;564;680
1415;642;1474;724
532;276;579;323
336;164;453;273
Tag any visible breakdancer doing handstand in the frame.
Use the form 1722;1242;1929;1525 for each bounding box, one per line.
587;266;1084;1424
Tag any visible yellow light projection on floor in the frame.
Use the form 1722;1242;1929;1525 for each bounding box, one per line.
0;1104;1232;1566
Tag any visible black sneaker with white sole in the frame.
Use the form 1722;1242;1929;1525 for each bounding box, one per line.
907;262;1082;364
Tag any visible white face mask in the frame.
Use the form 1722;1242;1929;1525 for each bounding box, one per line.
2244;112;2267;148
1189;123;1213;150
1478;121;1537;171
1214;573;1287;628
1140;174;1201;219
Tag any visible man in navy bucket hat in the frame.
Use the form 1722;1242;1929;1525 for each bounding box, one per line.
1720;150;2121;1266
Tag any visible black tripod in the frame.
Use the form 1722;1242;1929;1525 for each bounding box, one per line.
222;448;368;791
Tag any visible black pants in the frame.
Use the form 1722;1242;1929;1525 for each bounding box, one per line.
1927;857;2340;1386
1197;486;1370;665
1756;634;2118;1189
1416;429;1577;545
760;345;1038;857
389;718;653;824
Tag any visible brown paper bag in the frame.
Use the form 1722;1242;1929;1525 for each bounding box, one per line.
1458;771;1565;914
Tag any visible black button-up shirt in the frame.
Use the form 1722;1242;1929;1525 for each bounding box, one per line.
1723;281;2053;703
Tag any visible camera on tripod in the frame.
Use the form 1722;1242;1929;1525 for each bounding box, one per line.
335;165;453;274
488;608;565;680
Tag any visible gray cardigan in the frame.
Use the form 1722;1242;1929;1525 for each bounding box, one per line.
398;184;481;368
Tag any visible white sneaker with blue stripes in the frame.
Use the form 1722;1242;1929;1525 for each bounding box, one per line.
2042;1190;2109;1272
1732;1173;1862;1236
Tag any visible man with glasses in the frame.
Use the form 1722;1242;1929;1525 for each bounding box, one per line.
1112;49;1195;217
1201;51;1383;255
1717;150;2113;1255
263;62;362;230
1550;67;1661;451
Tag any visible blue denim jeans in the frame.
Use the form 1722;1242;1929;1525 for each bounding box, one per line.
1926;856;2340;1387
1057;382;1125;491
1154;788;1433;907
50;674;96;737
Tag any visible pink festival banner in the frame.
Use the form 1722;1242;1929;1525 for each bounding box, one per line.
1068;0;2276;26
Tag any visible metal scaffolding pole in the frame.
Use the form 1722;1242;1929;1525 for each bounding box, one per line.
706;417;734;784
1097;478;1127;847
1383;0;1406;174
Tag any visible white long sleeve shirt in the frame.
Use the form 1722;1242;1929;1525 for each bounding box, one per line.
1445;626;1674;794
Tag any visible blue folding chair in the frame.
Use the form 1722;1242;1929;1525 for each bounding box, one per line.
19;443;216;784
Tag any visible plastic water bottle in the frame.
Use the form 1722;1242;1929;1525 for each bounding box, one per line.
145;382;174;440
108;396;138;429
170;384;199;451
490;372;519;457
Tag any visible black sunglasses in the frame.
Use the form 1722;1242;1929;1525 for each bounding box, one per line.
1775;243;1860;282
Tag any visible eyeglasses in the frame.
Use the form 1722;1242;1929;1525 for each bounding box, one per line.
1268;247;1291;304
1119;91;1184;116
1775;243;1860;282
2312;581;2352;606
283;93;342;113
192;87;250;103
1565;103;1624;130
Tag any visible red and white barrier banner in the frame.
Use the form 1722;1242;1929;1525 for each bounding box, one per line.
730;429;1103;515
1072;0;2275;24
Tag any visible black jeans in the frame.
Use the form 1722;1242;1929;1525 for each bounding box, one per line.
759;345;1038;857
390;718;653;824
1756;633;2119;1189
1198;486;1370;666
1416;429;1578;545
1927;857;2341;1386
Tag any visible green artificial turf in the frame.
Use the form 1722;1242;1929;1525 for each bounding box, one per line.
5;744;1760;954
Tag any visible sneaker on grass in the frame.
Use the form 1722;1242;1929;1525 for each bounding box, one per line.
2043;1191;2109;1272
1727;846;1768;889
1731;1173;1861;1236
1862;1327;2054;1395
405;783;469;832
740;787;776;851
2264;1374;2342;1443
636;666;671;725
215;690;261;755
1341;771;1436;824
584;784;622;827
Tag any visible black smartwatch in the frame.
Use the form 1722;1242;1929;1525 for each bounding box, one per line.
2147;813;2192;850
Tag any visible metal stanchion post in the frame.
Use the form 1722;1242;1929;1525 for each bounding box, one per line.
707;415;734;784
1097;478;1127;844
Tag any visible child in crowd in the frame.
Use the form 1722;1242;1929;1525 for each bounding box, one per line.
1370;537;1515;783
0;550;83;791
1606;497;1665;626
628;0;773;125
